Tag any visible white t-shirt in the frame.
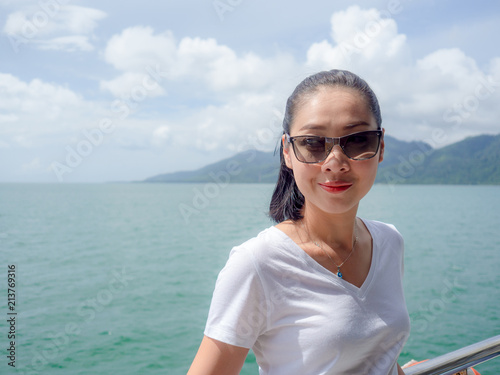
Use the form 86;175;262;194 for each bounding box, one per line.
204;219;410;375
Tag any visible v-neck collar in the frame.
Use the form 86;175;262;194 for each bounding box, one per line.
271;218;377;299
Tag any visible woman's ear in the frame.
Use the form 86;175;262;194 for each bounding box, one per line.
282;134;293;169
378;128;385;163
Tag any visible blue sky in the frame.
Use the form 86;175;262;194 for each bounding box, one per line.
1;0;499;183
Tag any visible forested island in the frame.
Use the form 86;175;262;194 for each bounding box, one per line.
143;134;500;185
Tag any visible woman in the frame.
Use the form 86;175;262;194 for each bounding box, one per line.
188;70;410;375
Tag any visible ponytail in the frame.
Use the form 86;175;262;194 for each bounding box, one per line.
268;141;304;223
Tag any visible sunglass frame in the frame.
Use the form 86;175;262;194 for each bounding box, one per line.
285;130;383;163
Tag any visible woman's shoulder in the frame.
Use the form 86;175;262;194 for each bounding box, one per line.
224;226;302;277
362;218;401;235
361;218;404;247
231;226;289;259
214;226;294;288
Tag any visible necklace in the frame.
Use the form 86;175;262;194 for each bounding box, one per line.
312;225;358;279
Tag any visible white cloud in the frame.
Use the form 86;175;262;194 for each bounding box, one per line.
298;5;500;145
151;126;171;147
104;27;177;72
0;113;19;123
169;93;285;153
0;73;99;142
100;71;166;99
101;26;298;98
22;156;42;170
0;73;81;115
3;5;107;36
0;0;36;6
306;5;410;72
99;25;299;157
97;7;500;154
3;4;500;182
417;48;480;78
58;6;106;35
13;135;33;148
3;11;26;34
36;35;94;51
2;4;106;52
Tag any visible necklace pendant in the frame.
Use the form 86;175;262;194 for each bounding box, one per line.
337;268;343;278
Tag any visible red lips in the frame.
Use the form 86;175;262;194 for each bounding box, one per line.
318;181;353;193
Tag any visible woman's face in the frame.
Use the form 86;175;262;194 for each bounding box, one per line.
283;87;384;218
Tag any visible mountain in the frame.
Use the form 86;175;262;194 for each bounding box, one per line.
378;134;500;184
144;149;280;183
143;134;500;185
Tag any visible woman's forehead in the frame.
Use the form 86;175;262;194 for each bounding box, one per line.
291;87;374;131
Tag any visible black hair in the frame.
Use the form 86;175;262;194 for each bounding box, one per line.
268;69;382;223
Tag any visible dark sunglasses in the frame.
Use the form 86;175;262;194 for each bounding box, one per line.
285;130;383;163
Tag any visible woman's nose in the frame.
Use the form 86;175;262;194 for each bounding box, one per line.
321;145;350;172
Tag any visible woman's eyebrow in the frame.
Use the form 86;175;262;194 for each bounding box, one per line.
299;121;372;131
297;124;327;131
344;121;371;129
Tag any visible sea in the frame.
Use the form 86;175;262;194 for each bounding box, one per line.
0;183;499;374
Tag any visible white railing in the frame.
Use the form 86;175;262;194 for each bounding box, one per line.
404;335;500;375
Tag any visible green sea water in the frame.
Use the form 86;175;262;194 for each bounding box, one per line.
0;183;499;374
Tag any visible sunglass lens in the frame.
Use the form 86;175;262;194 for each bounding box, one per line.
344;132;380;160
295;137;328;162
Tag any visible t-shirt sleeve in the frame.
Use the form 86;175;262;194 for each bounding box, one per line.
388;223;405;276
204;245;268;349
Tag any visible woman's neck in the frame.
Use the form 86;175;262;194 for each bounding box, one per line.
300;203;359;250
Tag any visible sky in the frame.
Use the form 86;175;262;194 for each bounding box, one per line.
1;0;499;183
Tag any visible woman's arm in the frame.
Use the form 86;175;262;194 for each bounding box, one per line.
397;363;406;374
187;336;249;375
